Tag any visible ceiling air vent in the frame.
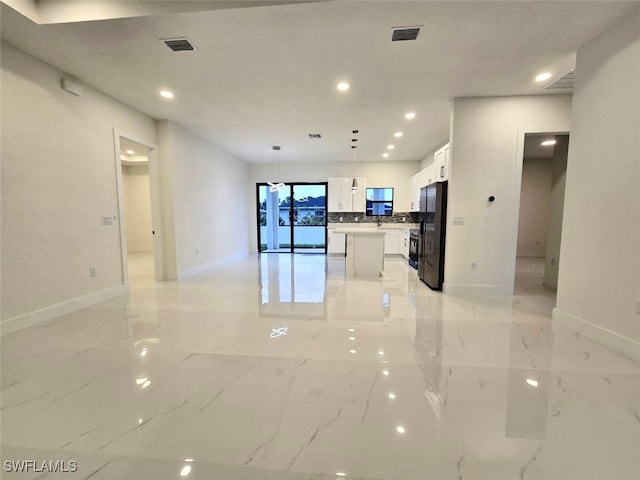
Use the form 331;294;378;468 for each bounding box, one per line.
308;133;322;139
161;37;196;52
545;70;575;90
391;26;421;42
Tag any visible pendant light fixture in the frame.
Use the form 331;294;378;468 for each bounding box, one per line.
267;145;285;192
351;130;359;193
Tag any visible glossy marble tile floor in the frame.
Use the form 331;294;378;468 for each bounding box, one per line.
2;254;639;479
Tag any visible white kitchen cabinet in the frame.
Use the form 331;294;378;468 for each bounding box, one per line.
327;230;346;254
384;230;403;255
409;171;421;212
351;177;366;212
410;168;431;211
434;143;450;182
328;177;349;212
425;163;435;186
402;229;410;259
328;177;366;212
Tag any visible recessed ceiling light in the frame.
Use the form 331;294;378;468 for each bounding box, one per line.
160;90;174;99
396;426;405;434
404;112;416;120
337;82;350;91
535;72;552;82
394;132;403;138
126;149;135;155
348;336;355;341
388;392;396;399
378;350;384;356
349;349;356;354
382;369;389;376
387;145;395;150
180;465;191;477
541;139;557;146
382;153;390;158
526;378;539;387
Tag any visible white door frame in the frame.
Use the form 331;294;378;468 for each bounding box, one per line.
509;124;570;293
113;128;163;284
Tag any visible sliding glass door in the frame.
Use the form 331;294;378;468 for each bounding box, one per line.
257;182;327;253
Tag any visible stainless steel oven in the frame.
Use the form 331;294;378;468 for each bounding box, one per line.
408;229;419;269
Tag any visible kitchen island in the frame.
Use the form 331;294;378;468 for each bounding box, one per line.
332;228;386;277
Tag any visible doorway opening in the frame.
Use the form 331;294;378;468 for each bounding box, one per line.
257;182;327;254
515;133;569;297
114;131;162;286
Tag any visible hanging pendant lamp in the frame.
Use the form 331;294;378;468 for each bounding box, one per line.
351;130;359;193
268;145;285;192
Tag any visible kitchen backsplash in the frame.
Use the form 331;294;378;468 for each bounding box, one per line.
328;211;420;224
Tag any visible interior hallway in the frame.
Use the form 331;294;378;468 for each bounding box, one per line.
1;255;638;479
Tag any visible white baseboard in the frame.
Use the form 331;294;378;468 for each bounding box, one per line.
177;252;248;280
443;283;512;295
1;285;128;336
552;307;640;362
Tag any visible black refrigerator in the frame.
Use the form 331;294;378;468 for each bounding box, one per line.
418;182;447;290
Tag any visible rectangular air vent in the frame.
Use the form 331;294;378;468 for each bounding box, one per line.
308;133;322;139
161;37;196;52
391;26;421;42
545;70;574;90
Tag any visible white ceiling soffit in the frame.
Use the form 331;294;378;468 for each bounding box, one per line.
2;0;327;25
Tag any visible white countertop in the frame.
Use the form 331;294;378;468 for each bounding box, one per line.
332;228;386;235
328;223;418;230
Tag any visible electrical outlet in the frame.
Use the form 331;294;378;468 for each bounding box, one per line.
550;258;556;266
453;217;465;225
100;215;114;226
89;267;97;277
471;262;477;271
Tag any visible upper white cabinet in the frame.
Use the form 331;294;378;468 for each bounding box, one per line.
434;143;450;182
409;173;421;212
328;177;366;212
328;177;347;212
409;167;433;211
351;177;366;212
425;163;435;186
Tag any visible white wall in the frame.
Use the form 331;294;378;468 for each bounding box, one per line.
445;95;572;294
157;121;250;279
1;41;157;327
122;163;153;253
554;9;640;355
248;160;419;252
543;135;569;289
419;146;441;171
517;158;552;258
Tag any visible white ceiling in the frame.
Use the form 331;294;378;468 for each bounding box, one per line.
2;1;638;164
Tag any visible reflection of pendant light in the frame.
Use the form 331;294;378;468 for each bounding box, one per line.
351;130;359;193
268;145;285;192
